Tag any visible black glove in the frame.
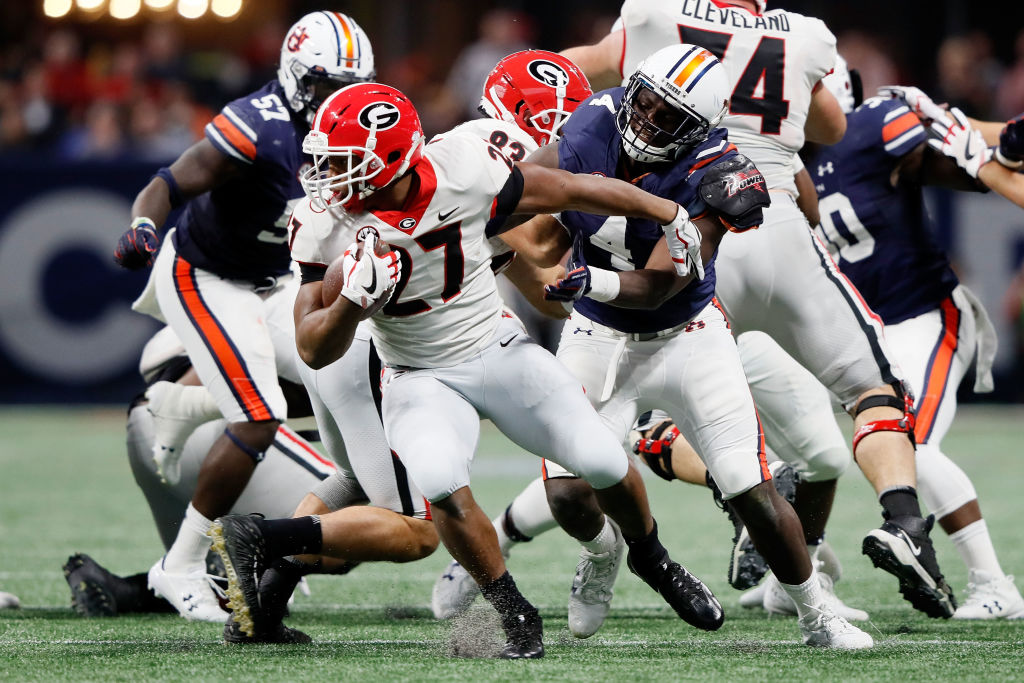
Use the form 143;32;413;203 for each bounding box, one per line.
996;115;1024;169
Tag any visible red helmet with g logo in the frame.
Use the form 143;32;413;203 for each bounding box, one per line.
479;50;592;146
301;83;424;211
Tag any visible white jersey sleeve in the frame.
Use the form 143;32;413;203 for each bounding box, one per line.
287;195;361;268
620;0;836;193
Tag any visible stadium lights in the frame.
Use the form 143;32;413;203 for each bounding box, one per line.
43;0;73;17
43;0;244;19
177;0;209;19
211;0;241;19
109;0;141;19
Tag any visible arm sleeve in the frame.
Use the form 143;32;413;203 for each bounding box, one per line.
204;104;259;165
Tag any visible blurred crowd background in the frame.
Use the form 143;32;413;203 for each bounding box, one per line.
1;0;1023;403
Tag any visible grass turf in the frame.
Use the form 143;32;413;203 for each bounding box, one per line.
1;405;1023;680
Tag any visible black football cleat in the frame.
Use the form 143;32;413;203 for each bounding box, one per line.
209;514;271;638
863;512;956;618
63;553;118;617
708;462;799;590
223;617;311;644
500;609;544;659
627;553;724;631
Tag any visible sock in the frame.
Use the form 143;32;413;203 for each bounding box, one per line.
480;571;535;621
581;517;619;555
879;486;923;519
623;519;668;574
949;519;1004;577
781;569;825;621
257;516;323;559
163;504;213;572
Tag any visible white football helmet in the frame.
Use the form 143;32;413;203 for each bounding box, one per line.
822;54;856;114
278;11;376;125
616;44;729;164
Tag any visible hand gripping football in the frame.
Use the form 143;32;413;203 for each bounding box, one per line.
321;231;401;317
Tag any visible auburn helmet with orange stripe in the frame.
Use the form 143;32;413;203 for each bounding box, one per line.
478;50;593;146
278;12;376;125
616;44;729;164
301;83;424;212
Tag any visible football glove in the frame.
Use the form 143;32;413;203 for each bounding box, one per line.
995;115;1024;170
928;107;993;179
662;205;704;281
114;217;160;270
339;233;402;315
543;233;591;303
877;85;947;122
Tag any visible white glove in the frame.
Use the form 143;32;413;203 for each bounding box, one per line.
877;85;948;122
339;233;402;313
662;205;705;280
928;107;993;179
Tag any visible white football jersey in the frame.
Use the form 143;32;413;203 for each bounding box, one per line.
619;0;837;193
289;129;520;369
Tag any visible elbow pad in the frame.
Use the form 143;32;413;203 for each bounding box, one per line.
699;154;771;232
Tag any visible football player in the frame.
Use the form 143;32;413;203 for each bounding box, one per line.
112;12;377;620
802;69;1024;619
220;80;727;660
556;0;956;620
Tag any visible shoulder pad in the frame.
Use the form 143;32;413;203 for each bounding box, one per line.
699;154;770;232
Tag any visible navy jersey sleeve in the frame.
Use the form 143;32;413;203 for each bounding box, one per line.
558;88;625;177
861;96;928;159
203;81;297;166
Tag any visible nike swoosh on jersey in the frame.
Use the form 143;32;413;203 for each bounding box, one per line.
438;208;458;222
499;334;518;347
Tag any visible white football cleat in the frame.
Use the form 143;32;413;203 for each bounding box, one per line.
568;519;625;638
148;557;228;622
146;381;219;484
0;591;20;609
799;604;874;649
431;560;480;619
953;569;1024;619
738;580;769;608
763;571;868;621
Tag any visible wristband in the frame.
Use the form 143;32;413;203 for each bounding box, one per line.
994;147;1024;170
587;267;621;302
131;216;157;231
153;167;184;208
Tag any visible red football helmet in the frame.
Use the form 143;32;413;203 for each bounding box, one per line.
301;82;424;211
479;50;592;146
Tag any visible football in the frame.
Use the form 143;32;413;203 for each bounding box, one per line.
321;237;392;307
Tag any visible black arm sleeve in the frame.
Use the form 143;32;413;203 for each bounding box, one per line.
700;154;772;232
299;262;328;284
484;165;526;238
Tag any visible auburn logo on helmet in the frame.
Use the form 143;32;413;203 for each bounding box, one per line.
286;26;310;52
527;60;569;88
358;102;401;130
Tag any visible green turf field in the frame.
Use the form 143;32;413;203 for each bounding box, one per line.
1;405;1023;681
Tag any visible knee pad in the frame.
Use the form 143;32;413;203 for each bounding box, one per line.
799;445;852;482
851;386;916;453
915;446;977;519
632;421;679;482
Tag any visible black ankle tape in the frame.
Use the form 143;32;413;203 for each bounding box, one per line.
502;505;533;543
224;427;266;463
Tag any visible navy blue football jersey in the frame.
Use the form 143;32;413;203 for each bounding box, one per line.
810;96;958;325
558;88;734;334
172;80;309;281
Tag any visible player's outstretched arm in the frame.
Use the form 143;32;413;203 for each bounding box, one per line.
978;162;1024;208
293;280;363;370
559;29;625;91
514;161;678;224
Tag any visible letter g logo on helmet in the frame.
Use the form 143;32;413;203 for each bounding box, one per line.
358;102;401;130
527;59;569;88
